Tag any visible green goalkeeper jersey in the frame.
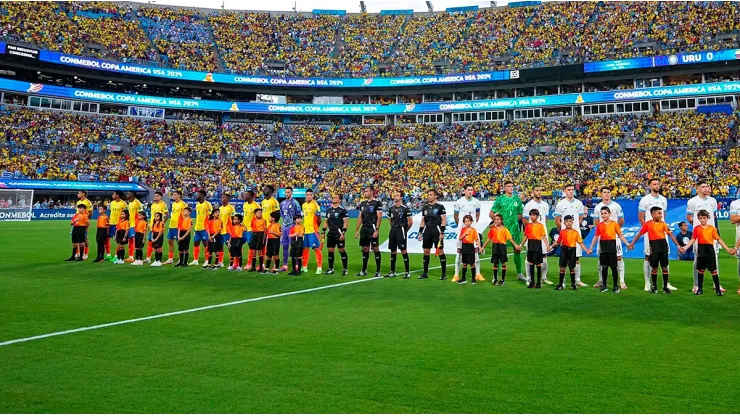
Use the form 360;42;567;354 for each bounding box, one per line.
492;194;524;238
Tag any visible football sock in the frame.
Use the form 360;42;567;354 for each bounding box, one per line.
302;248;309;268
439;254;447;275
314;249;323;268
374;251;381;272
423;254;430;274
662;271;669;289
193;246;200;262
390;253;397;273
513;252;523;275
402;253;409;273
341;252;348;270
362;251;369;272
328;252;335;269
494;265;499;281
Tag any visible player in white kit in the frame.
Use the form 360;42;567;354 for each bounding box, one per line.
638;179;677;292
452;184;482;283
593;187;627;289
729;188;740;295
523;186;552;285
686;179;723;293
553;184;587;287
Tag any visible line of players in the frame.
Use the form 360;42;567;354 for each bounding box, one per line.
66;179;740;295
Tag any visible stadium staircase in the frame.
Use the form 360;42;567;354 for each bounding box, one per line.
331;21;343;58
385;15;411;62
203;13;226;73
129;7;164;65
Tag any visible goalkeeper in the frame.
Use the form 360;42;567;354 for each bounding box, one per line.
489;181;525;282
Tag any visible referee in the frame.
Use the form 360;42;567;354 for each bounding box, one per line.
386;190;413;278
354;186;383;277
417;189;448;280
322;193;349;276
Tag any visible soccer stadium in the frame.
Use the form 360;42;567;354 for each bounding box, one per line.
1;0;740;413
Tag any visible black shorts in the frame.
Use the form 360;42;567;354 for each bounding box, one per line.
559;247;577;269
152;233;164;249
388;227;407;252
461;253;476;265
116;229;127;245
326;230;346;249
359;226;379;248
422;230;443;250
178;230;191;252
71;226;86;244
600;240;617;254
96;227;108;242
290;244;303;257
696;255;717;273
266;239;281;257
249;232;265;250
527;249;544;265
135;232;145;249
649;251;669;269
208;240;223;254
599;252;617;268
648;239;669;255
229;239;243;257
490;243;508;264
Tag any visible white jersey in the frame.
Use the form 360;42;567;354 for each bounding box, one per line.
638;193;668;219
554;198;584;230
593;200;624;223
730;199;740;244
523;199;550;225
453;196;481;223
686;195;718;228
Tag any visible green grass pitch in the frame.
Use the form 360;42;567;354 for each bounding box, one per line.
2;220;740;413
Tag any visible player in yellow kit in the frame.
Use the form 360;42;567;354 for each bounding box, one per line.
76;190;93;260
124;191;143;263
165;190;189;265
107;191;127;262
145;191;168;263
301;189;323;274
217;193;236;268
190;190;213;266
242;190;261;271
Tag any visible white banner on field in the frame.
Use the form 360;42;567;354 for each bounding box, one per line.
379;201;494;255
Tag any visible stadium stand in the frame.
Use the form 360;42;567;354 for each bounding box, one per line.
3;2;739;76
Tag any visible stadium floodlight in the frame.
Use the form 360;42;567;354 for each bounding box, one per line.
426;1;433;12
0;189;34;222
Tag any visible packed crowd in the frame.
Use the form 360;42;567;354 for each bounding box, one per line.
2;105;739;201
4;2;739;77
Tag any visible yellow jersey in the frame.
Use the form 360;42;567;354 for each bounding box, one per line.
243;201;261;232
218;203;236;235
195;200;213;231
302;200;320;233
149;200;169;227
128;198;143;227
109;199;127;224
77;198;93;215
169;200;188;229
261;197;279;221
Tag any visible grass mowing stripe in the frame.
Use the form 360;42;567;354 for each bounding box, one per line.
0;265;453;347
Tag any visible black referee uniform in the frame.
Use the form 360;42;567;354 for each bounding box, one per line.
325;205;349;273
387;203;412;277
419;202;447;280
357;199;383;275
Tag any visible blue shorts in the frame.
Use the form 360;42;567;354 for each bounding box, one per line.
215;234;225;245
128;228;136;239
167;228;179;240
108;225;117;238
242;231;253;244
193;230;209;243
304;232;321;249
222;233;231;242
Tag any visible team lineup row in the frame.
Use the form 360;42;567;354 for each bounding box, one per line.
65;179;740;296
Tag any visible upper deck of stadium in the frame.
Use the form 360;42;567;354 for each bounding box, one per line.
1;1;738;80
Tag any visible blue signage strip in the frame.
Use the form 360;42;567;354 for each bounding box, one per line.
380;9;413;15
0;179;146;192
312;9;346;15
446;6;478;13
4;76;740;115
509;1;541;7
0;41;5;54
585;48;740;73
37;50;509;88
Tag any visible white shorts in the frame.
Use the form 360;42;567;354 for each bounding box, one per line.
643;234;671;256
597;240;623;257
